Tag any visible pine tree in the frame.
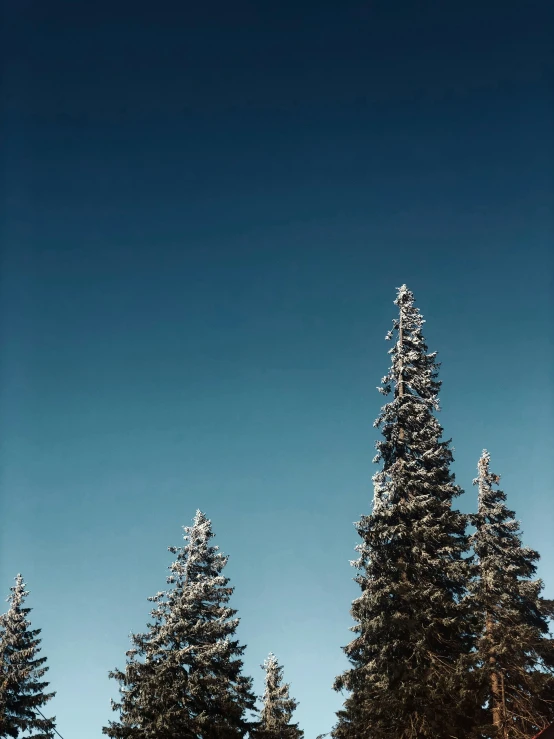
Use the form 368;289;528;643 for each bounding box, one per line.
0;574;56;738
333;285;477;739
470;450;554;739
103;510;257;739
253;653;303;739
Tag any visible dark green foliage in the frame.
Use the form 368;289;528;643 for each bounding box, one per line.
253;653;303;739
333;286;477;739
103;510;256;739
0;574;56;739
470;451;554;738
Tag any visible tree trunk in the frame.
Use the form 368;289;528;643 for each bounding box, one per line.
397;305;409;584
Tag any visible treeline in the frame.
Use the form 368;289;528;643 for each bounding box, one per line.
1;286;553;739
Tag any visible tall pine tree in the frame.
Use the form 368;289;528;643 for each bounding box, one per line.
103;509;256;739
0;574;56;739
253;653;303;739
470;450;554;738
333;285;477;739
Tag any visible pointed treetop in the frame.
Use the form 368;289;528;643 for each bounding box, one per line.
188;510;216;543
6;573;28;609
477;448;491;472
378;284;439;411
174;509;218;556
474;450;504;507
480;450;500;480
194;508;207;524
392;284;426;325
475;449;491;486
258;652;303;739
469;450;554;735
187;509;211;535
264;652;277;669
103;511;255;738
335;284;471;738
0;573;57;738
166;509;228;589
394;284;412;304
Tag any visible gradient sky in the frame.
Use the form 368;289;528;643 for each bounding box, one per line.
1;1;553;737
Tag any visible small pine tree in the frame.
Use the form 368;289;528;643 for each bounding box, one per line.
103;510;256;739
333;285;477;739
0;574;56;739
254;653;303;739
470;450;554;739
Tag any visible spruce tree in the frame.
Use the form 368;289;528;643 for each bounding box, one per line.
333;285;477;739
470;450;554;738
103;509;256;739
253;653;303;739
0;574;56;738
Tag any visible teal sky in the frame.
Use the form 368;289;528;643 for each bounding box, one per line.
1;1;553;737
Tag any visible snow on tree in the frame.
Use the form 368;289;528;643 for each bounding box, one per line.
470;450;554;738
103;509;256;739
0;574;56;738
253;653;303;739
333;285;477;739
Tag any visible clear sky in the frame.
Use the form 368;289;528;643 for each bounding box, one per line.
1;1;553;737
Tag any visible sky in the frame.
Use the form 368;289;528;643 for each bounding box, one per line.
0;0;553;737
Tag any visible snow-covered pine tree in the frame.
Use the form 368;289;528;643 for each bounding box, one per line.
0;574;56;738
103;510;256;739
333;285;477;739
470;450;554;739
253;653;303;739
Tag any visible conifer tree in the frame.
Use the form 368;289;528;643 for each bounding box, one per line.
470;450;554;738
0;574;56;738
253;653;303;739
333;285;477;739
103;510;256;739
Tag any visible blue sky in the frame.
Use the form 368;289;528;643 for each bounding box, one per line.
1;1;553;737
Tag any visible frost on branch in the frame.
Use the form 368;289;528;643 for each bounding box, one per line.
470;450;554;736
253;653;303;739
333;285;473;739
0;574;56;739
103;510;256;739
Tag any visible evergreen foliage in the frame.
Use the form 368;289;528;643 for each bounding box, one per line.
470;450;554;738
333;285;477;739
254;653;303;739
103;510;256;739
0;574;56;739
4;286;554;739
